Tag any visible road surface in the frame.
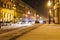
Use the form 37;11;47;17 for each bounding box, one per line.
16;24;60;40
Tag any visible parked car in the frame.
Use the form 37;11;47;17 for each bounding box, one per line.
35;20;40;23
43;21;46;24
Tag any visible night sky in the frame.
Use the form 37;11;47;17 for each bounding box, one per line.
22;0;49;18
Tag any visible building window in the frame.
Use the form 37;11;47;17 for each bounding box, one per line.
9;5;12;9
9;5;10;9
7;4;9;9
59;0;60;3
1;2;3;7
9;5;13;9
3;3;6;8
10;5;11;9
0;2;7;8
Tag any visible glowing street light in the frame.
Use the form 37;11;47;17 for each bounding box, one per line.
13;4;16;6
28;11;30;14
25;15;28;17
48;0;51;7
40;17;42;19
37;14;39;17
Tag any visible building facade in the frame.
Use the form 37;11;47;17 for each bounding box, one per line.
0;0;16;22
54;0;60;24
13;0;36;22
0;0;36;23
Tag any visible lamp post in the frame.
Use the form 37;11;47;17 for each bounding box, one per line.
52;0;55;23
47;0;52;24
47;0;55;24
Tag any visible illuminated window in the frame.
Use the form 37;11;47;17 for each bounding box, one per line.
3;3;6;8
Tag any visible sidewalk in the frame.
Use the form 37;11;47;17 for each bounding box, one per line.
0;23;33;34
1;23;33;29
0;24;40;40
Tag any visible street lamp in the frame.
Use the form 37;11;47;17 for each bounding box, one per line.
37;14;39;17
47;0;51;24
48;0;51;7
28;11;30;14
40;17;42;19
48;0;55;24
25;15;28;18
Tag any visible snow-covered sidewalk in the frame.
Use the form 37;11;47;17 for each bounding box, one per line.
1;23;33;29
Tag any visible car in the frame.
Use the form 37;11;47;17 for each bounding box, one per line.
35;20;40;23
